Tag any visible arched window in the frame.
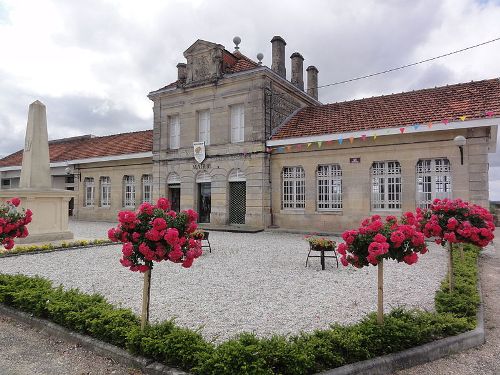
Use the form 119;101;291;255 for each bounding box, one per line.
416;158;452;208
142;174;153;203
228;168;246;182
371;161;402;210
84;177;95;207
100;176;111;207
123;175;136;208
317;164;342;210
282;166;305;209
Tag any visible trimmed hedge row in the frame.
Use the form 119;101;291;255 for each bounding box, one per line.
0;239;112;257
0;245;481;374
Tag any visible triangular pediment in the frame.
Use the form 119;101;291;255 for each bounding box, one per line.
184;39;224;57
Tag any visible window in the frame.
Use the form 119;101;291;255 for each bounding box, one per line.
371;161;402;210
142;174;153;203
416;158;452;208
230;104;244;143
123;175;136;208
84;177;95;207
317;164;342;210
169;115;180;149
282;166;305;209
1;179;11;189
198;110;210;145
100;176;111;207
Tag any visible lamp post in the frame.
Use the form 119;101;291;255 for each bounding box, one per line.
453;135;466;165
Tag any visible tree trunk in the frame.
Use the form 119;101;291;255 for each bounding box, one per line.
448;243;454;292
377;259;384;325
141;269;152;330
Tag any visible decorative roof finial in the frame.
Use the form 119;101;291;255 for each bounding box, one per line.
233;36;241;52
257;53;264;65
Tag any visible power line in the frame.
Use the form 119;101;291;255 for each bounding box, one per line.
317;36;500;89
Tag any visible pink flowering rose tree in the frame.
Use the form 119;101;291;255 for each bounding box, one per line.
0;198;32;250
417;198;495;291
337;213;428;324
108;197;202;328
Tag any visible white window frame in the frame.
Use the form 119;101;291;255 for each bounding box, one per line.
198;110;210;145
169;115;180;150
416;158;452;208
84;177;95;207
123;175;136;208
230;104;244;143
317;164;342;211
371;161;402;210
100;176;111;207
142;174;153;204
282;166;305;209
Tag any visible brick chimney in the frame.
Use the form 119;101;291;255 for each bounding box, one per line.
177;63;187;82
271;36;286;79
290;52;304;90
306;65;319;100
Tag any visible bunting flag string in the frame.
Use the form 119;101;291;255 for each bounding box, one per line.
269;111;486;154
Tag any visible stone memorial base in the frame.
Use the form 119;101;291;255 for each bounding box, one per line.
0;189;75;244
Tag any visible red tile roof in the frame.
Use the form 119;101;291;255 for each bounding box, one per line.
224;51;259;73
0;130;153;168
272;78;500;139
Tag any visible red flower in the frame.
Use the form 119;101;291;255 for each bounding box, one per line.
156;198;170;211
122;243;134;257
9;197;21;207
403;252;419;265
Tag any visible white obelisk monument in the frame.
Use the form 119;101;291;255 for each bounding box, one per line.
0;100;74;243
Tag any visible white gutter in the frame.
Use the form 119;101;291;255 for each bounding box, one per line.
0;151;153;172
266;118;499;147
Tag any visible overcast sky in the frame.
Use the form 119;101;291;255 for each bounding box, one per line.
0;0;499;199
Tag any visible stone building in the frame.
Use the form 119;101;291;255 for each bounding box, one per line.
1;36;498;233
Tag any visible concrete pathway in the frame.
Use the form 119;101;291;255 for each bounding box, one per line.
395;228;500;375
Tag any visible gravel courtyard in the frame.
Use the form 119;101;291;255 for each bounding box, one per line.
1;220;447;342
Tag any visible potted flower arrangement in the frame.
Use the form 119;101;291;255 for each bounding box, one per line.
0;197;32;250
337;213;428;324
191;229;207;241
417;198;495;291
108;197;202;328
306;235;336;251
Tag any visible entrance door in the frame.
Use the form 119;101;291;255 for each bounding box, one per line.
198;182;211;223
168;184;180;212
229;181;246;224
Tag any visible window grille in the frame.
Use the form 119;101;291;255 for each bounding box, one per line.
371;161;402;210
231;104;244;143
317;164;342;210
282;166;305;209
416;158;451;208
198;110;210;145
142;174;153;203
84;177;95;207
100;176;111;207
123;175;136;208
169;115;180;149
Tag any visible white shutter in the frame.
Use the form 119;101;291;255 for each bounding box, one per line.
170;115;180;149
231;104;244;143
199;110;210;145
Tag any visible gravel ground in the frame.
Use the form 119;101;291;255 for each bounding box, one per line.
1;220;447;343
0;315;143;375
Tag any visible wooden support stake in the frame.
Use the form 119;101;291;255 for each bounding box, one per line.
141;269;152;330
448;243;454;292
377;259;384;325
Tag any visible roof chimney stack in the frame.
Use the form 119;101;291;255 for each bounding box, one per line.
306;65;319;100
290;52;304;91
271;36;286;79
177;63;187;82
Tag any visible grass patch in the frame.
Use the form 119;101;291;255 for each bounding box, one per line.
0;239;112;257
0;244;481;374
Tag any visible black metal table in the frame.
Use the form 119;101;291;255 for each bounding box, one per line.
305;245;339;270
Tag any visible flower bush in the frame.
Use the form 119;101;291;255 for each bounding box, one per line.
108;198;202;272
337;213;428;268
417;198;495;248
305;235;336;250
0;197;32;250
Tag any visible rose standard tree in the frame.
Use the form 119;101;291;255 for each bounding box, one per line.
108;198;202;328
0;197;32;250
417;198;495;292
337;213;428;324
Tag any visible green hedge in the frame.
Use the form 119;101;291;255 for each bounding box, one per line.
0;245;481;374
0;239;112;257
